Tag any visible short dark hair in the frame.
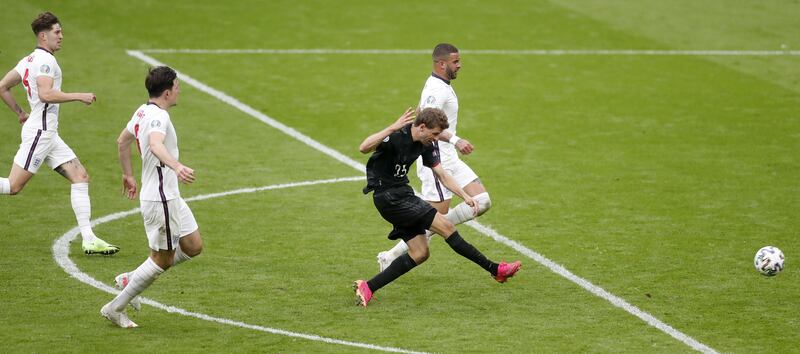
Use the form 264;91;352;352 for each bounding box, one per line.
432;43;458;62
414;108;449;130
31;12;59;35
145;66;177;98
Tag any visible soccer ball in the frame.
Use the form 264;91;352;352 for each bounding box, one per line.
754;246;785;276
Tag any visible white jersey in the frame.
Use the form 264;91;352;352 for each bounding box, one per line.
419;73;459;163
14;47;61;132
125;103;181;202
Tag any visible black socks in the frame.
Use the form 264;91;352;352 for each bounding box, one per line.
367;253;418;292
445;231;499;276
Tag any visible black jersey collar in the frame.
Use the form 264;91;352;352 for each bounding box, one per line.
146;101;164;110
431;72;450;85
35;46;54;55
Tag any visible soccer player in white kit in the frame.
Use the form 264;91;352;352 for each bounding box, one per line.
102;66;203;328
0;12;119;255
376;43;495;270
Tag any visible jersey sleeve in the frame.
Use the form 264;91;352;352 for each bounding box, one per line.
420;86;449;110
125;113;138;135
421;145;440;168
13;57;27;77
147;111;169;136
33;55;57;79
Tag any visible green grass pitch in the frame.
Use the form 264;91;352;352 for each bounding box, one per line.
1;1;798;352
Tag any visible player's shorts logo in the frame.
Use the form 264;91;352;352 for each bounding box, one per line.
32;157;42;168
40;64;51;74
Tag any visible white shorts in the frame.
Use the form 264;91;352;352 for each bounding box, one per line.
417;158;479;202
140;198;199;251
13;129;77;173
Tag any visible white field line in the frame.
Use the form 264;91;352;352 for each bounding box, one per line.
53;176;429;354
135;48;800;56
467;221;717;353
125;50;365;172
119;50;719;353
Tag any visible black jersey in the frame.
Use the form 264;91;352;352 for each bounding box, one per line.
363;124;440;194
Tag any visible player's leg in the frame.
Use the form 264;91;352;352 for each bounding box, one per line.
52;153;119;254
3;129;49;195
377;166;453;269
357;234;427;307
357;190;436;306
115;199;201;311
430;213;520;282
102;250;171;328
444;161;491;225
0;163;35;195
173;198;203;264
103;200;180;326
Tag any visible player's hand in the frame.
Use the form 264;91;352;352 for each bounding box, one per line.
463;195;478;216
176;164;195;184
17;111;29;125
79;93;96;105
122;175;138;200
455;138;474;155
390;107;416;131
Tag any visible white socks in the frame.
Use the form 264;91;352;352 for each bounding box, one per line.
384;239;410;259
125;244;193;280
70;183;96;243
111;257;164;312
446;192;492;225
0;177;9;194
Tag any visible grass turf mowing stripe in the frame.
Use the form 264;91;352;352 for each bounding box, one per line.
124;49;719;353
54;177;428;354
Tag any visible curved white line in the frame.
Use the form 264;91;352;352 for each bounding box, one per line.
120;50;719;353
53;176;427;354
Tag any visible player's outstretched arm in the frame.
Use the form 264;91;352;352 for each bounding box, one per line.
148;131;195;184
359;107;416;154
36;76;95;105
116;128;138;200
0;69;28;124
431;164;478;215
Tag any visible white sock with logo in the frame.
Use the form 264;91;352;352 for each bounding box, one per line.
70;183;96;243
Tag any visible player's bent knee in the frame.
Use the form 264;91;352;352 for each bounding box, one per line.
79;172;90;183
8;180;26;195
475;192;492;216
187;243;203;257
181;231;203;257
408;248;429;264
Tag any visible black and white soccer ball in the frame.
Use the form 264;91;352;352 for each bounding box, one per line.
754;246;785;276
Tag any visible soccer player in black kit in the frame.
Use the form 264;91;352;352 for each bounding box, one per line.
354;107;521;307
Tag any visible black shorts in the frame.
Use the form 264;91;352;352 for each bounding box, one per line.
373;185;437;242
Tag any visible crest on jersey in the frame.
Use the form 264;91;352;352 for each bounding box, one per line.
151;120;162;128
40;64;50;74
382;136;391;142
425;95;436;106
